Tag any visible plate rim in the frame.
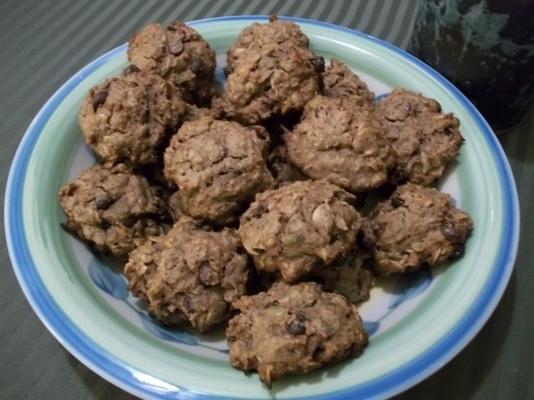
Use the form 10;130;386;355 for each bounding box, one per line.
4;15;520;400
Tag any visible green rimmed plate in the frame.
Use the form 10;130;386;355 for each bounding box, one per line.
4;16;519;400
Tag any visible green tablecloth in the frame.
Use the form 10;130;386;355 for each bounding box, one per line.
1;1;532;398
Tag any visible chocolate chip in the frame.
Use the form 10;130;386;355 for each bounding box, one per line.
441;224;462;242
167;41;184;56
247;204;267;220
450;243;465;259
190;58;204;74
223;66;229;77
311;56;325;73
287;314;306;335
92;90;108;111
95;195;113;210
312;344;325;360
390;194;404;208
123;64;140;75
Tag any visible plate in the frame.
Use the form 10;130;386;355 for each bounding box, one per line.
4;16;519;400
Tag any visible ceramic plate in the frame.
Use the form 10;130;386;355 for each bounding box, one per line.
5;16;519;400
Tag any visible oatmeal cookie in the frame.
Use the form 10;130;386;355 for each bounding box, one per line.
362;183;473;275
377;88;463;185
79;70;187;166
226;281;368;384
216;41;322;124
286;96;394;193
226;16;310;74
239;180;361;283
164;116;273;224
124;217;249;332
127;21;216;105
59;163;167;257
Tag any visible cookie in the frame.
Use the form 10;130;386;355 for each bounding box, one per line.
124;217;249;332
58;163;168;257
239;180;361;283
127;21;216;105
164;116;273;224
226;15;310;74
226;281;368;385
215;41;322;124
362;183;473;275
377;88;463;185
286;95;394;193
79;70;187;166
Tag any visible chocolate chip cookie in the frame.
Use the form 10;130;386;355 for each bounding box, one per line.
226;15;310;74
226;281;368;385
216;41;322;124
164;116;273;224
127;21;216;105
286;95;394;193
59;163;168;257
79;70;187;166
377;88;463;185
362;183;473;275
238;180;361;283
124;217;249;332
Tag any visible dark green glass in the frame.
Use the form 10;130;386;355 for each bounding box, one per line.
409;0;534;132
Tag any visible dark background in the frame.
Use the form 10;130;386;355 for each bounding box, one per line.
1;1;533;399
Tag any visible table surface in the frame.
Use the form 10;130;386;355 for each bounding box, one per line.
1;1;533;399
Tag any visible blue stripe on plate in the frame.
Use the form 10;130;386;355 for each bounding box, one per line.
4;16;519;400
